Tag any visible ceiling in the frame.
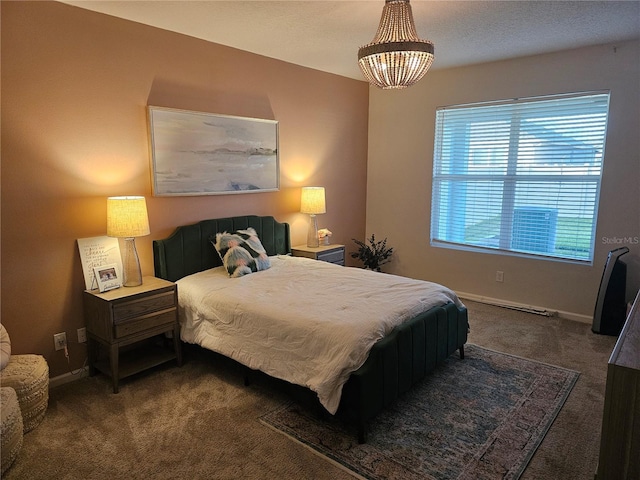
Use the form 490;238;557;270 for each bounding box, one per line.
61;1;640;81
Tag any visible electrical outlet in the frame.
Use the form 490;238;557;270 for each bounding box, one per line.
495;271;504;282
77;327;87;343
53;332;67;351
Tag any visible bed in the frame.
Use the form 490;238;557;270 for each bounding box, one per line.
153;215;468;442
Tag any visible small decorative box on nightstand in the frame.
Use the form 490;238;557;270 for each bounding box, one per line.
292;244;345;266
83;276;182;393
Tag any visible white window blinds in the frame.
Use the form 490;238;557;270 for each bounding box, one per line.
431;91;610;263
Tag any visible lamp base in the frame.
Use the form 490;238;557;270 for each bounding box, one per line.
307;214;319;248
122;237;143;287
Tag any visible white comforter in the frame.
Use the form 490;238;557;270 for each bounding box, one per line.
177;255;464;414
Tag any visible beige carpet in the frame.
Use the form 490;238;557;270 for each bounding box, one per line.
3;300;617;479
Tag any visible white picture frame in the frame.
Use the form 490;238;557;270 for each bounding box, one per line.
93;264;122;293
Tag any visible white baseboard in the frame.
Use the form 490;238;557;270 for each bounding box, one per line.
49;366;90;389
457;291;593;325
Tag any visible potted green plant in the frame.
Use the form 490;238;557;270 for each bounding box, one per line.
351;234;394;272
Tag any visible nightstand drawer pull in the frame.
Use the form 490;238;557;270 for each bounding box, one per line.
114;309;176;338
113;292;175;322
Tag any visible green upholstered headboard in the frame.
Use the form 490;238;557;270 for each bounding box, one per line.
153;215;291;282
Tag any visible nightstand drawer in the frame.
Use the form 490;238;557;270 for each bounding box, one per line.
292;244;346;266
114;308;177;338
113;291;175;322
318;249;345;265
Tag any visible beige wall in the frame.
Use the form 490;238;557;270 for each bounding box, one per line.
1;1;369;376
367;40;640;320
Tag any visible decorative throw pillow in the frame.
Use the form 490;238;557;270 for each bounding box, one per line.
0;323;11;371
212;227;271;277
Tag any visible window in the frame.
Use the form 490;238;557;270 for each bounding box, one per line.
431;92;610;263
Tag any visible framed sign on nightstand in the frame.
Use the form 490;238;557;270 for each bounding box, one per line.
77;236;123;291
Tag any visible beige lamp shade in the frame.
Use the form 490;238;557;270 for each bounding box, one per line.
106;196;150;238
106;196;149;287
300;187;326;215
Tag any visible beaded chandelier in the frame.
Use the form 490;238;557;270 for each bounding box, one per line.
358;0;434;89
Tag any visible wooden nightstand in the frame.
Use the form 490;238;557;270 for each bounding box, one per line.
292;244;345;265
83;276;182;393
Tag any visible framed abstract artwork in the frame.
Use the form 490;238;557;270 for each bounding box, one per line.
148;106;279;196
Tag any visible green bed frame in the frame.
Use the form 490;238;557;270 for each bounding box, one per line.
153;215;468;443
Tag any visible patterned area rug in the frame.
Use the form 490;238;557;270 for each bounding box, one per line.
260;344;579;480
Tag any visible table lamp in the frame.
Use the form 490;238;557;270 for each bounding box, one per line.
107;196;150;287
300;187;326;248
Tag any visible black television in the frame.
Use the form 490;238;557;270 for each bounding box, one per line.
592;246;629;336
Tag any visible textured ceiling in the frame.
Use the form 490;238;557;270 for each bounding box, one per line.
61;0;640;80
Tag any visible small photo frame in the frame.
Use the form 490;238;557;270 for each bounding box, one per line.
93;264;122;293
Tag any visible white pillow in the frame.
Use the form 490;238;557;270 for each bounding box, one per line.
0;324;11;370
